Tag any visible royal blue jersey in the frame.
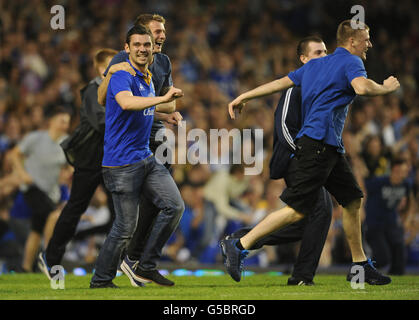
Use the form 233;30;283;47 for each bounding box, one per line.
102;59;155;167
288;47;367;153
104;51;173;141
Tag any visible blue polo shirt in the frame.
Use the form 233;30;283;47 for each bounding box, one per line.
288;47;367;153
104;51;173;141
102;59;155;167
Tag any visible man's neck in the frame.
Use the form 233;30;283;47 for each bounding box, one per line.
48;128;62;142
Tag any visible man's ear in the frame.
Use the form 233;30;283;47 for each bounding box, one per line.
124;43;130;54
300;55;307;64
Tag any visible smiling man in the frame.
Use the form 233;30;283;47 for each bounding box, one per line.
221;20;399;286
90;25;184;288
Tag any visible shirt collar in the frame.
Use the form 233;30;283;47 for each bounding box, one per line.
335;47;351;55
126;58;152;85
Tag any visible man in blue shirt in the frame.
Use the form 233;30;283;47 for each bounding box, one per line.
226;37;332;286
221;20;399;285
97;14;184;287
90;25;184;288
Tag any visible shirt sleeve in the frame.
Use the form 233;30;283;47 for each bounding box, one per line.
163;57;173;89
287;64;306;87
345;56;367;83
18;132;39;156
103;51;129;77
109;70;133;97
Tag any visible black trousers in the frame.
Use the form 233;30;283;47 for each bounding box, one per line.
231;187;332;282
45;167;115;267
366;224;405;275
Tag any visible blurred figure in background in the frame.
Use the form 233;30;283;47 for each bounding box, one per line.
8;107;71;272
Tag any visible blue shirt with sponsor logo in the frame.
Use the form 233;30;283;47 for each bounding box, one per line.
102;59;155;167
104;51;173;142
288;47;367;153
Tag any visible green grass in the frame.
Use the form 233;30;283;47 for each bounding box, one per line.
0;273;418;300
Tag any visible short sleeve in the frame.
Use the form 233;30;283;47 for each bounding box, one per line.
103;51;129;77
18;132;39;156
345;56;367;83
287;64;306;87
109;70;133;97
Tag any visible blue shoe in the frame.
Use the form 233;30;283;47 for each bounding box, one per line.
347;259;391;285
219;239;249;282
37;252;53;280
120;256;147;287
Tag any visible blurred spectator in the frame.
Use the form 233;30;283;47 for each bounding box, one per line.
362;156;416;275
7;107;70;272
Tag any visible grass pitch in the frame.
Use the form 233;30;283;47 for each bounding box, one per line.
0;273;418;300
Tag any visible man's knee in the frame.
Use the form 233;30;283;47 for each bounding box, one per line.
344;198;362;213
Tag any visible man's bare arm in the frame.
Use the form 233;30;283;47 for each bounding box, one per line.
351;76;400;96
155;86;176;113
228;76;295;119
97;62;136;106
116;87;183;111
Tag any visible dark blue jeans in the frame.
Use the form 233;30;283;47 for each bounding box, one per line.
91;156;184;284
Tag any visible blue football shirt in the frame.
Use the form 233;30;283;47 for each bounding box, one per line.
104;51;173;140
288;47;367;153
102;59;155;167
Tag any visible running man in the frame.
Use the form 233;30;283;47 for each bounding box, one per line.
226;36;332;286
97;14;183;287
89;25;184;288
221;20;399;285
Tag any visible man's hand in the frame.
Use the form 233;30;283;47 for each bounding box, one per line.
228;97;247;120
383;76;400;93
109;62;136;76
162;87;183;103
164;112;183;126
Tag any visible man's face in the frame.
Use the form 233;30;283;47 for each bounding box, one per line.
50;113;70;135
148;20;166;53
125;34;153;68
300;41;327;64
351;29;372;60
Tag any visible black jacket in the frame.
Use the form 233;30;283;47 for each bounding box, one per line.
60;77;105;170
269;87;302;179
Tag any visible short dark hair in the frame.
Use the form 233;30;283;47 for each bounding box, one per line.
44;105;72;119
296;36;324;57
134;13;166;27
390;155;408;169
125;25;154;45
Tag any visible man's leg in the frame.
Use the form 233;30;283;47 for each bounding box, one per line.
91;162;145;286
240;206;304;250
45;168;102;267
136;157;184;271
291;188;332;282
229;187;332;282
342;198;367;262
126;195;159;262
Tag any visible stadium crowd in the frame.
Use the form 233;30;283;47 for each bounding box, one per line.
1;0;419;274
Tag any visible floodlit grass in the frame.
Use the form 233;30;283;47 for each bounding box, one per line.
0;273;418;300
